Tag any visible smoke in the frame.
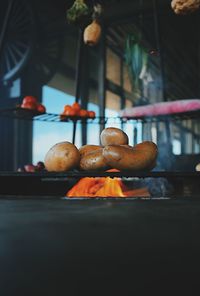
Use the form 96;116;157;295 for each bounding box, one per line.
123;177;174;198
144;177;174;197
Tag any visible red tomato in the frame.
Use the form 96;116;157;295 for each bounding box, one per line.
21;102;37;110
79;109;88;117
22;96;38;105
36;161;45;171
24;164;36;172
37;104;46;113
64;105;72;111
72;102;81;112
64;108;76;116
88;111;96;118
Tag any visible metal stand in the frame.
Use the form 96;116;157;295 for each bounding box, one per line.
72;120;77;145
72;28;83;144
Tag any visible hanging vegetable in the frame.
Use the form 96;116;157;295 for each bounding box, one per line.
171;0;200;15
83;3;102;46
66;0;90;25
83;19;101;46
125;33;147;93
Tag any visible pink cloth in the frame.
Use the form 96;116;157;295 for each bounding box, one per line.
119;99;200;118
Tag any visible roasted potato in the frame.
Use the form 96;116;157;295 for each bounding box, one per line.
44;141;80;172
80;148;108;171
100;127;129;146
79;145;102;157
103;141;158;171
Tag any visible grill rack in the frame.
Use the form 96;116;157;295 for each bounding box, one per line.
0;170;199;178
0;170;199;198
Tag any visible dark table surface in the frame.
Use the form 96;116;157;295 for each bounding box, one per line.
0;197;200;295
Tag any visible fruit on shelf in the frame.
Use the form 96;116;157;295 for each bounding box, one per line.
24;164;37;172
60;102;96;119
20;95;46;113
36;161;45;171
72;102;81;113
64;105;77;116
17;161;46;173
79;109;88;117
37;103;46;113
21;101;37;110
88;110;96;118
23;96;38;105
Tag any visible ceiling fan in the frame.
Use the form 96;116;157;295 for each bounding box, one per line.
0;0;64;85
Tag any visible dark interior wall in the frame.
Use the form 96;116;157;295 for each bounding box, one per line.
0;83;15;171
120;6;200;103
160;13;200;100
0;0;68;171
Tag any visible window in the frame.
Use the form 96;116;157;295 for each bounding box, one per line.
173;139;181;155
106;48;121;85
32;86;81;163
87;102;100;145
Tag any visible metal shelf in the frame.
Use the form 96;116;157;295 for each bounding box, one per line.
1;107;200;124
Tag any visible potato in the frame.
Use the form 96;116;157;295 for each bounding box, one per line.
196;163;200;171
100;127;129;146
44;141;80;172
80;148;108;171
79;145;102;157
103;141;158;171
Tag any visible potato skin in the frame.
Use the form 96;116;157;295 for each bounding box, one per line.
121;144;133;149
100;127;129;146
79;145;102;157
103;141;158;171
196;163;200;171
44;141;80;172
80;148;108;171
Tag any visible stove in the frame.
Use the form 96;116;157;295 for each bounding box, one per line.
0;170;199;198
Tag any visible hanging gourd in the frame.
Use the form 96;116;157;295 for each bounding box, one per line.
66;0;90;25
171;0;200;15
83;19;101;46
83;3;102;46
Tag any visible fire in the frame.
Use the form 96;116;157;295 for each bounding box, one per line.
66;175;150;198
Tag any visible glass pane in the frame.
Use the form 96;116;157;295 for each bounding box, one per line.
125;99;132;108
123;64;132;93
32;86;82;163
105;91;121;128
87;102;100;145
106;48;120;85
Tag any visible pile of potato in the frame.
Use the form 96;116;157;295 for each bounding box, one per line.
44;127;158;172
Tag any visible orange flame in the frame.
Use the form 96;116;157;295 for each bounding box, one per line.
66;176;150;198
67;177;125;197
